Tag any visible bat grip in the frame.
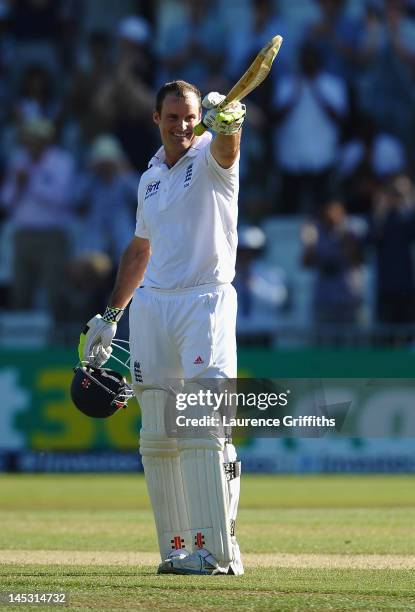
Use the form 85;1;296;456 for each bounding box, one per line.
193;97;230;135
193;120;208;136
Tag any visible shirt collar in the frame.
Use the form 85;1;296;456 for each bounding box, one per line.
148;132;212;168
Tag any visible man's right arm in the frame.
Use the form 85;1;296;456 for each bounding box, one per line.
78;235;150;366
109;236;151;308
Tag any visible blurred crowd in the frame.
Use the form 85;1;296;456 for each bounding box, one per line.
0;0;415;342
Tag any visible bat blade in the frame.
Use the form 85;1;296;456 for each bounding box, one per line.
223;35;283;105
194;35;283;136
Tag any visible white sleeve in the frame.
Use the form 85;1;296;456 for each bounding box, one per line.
205;144;240;180
204;145;239;209
135;181;149;239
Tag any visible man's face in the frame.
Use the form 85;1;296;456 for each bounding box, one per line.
324;201;345;226
153;92;201;161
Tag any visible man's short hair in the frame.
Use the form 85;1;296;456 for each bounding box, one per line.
155;80;201;114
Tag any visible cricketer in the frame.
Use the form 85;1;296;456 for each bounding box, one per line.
78;79;246;575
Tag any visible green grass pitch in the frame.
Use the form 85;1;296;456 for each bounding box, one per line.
0;474;415;610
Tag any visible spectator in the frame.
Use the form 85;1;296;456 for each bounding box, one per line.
158;0;227;93
0;63;62;164
65;30;113;147
370;175;415;323
0;118;75;319
55;251;113;336
0;1;14;125
74;135;137;264
357;0;415;143
57;0;84;72
13;63;61;124
92;16;158;170
307;0;365;83
338;115;408;214
301;199;365;324
228;0;296;81
226;0;297;180
9;0;64;79
235;225;289;341
272;42;348;214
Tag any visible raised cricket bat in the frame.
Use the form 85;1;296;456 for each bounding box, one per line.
193;34;283;136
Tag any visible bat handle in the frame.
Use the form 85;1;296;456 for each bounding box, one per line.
193;120;208;136
193;97;229;135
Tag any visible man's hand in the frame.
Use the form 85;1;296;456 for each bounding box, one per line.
78;315;115;367
202;92;246;135
78;307;124;367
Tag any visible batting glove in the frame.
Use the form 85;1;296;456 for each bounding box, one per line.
78;306;124;368
202;92;227;109
202;92;246;135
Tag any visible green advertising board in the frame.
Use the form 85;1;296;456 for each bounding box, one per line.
1;347;415;452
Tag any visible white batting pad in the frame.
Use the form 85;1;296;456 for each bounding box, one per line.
223;442;243;575
138;389;190;560
178;436;243;573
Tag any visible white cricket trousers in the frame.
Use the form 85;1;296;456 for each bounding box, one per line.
129;282;237;385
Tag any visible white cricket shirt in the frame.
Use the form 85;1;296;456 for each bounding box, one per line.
135;132;239;289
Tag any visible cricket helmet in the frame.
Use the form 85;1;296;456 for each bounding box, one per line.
71;365;134;418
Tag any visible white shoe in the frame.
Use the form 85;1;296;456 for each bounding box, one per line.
157;548;234;575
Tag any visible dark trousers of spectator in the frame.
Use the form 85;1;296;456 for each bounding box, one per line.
278;167;335;215
377;292;415;324
315;303;362;325
13;228;68;319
